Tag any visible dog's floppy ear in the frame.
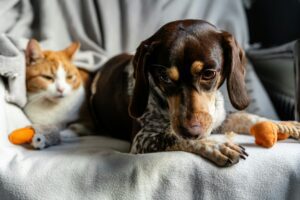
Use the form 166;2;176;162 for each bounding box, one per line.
129;40;159;118
222;31;249;110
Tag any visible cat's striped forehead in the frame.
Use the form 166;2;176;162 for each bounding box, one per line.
42;51;78;72
26;50;82;93
27;50;79;75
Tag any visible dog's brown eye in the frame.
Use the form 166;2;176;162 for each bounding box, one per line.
159;72;172;84
41;75;54;81
152;65;173;84
201;69;216;80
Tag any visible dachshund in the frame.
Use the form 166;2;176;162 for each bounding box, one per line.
91;19;269;167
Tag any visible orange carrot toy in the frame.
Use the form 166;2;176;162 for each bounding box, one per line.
250;121;300;148
9;126;35;145
8;125;61;149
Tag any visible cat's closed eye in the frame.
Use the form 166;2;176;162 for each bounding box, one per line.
41;74;54;81
67;74;75;80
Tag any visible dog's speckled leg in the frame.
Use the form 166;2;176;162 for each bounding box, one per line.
166;139;247;167
131;130;247;167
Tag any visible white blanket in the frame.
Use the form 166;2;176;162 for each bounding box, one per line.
1;0;299;199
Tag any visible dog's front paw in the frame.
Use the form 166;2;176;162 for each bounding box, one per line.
200;141;248;167
218;142;248;167
31;134;47;150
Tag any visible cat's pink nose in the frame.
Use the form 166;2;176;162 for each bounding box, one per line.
57;87;64;93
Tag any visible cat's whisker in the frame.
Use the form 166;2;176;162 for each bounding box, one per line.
27;92;46;103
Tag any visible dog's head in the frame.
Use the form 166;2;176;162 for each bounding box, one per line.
129;20;249;139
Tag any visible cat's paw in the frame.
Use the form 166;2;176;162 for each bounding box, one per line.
60;129;78;138
31;134;47;150
69;123;92;136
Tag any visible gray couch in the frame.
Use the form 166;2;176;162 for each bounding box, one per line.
1;1;299;199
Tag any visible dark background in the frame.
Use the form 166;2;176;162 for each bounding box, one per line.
246;0;300;47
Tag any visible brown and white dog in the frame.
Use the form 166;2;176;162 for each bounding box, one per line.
91;20;269;166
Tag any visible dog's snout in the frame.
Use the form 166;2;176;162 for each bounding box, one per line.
182;112;212;138
187;123;204;136
185;120;204;136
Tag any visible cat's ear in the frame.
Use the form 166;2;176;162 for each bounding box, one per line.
64;42;80;60
25;39;44;65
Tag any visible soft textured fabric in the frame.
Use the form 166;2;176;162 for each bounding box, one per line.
0;35;26;107
1;1;297;200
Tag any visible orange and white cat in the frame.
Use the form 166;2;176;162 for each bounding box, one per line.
24;39;94;149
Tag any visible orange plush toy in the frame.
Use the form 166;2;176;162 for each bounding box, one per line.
8;126;35;145
8;125;61;149
250;121;300;148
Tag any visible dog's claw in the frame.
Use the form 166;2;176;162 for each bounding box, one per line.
227;158;233;164
242;150;249;157
239;145;245;150
202;141;248;167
